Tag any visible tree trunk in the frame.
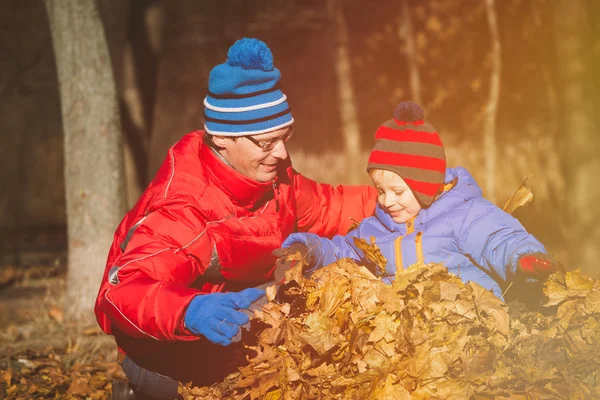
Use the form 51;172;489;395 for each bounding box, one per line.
45;0;126;322
483;0;501;204
327;0;362;184
552;0;600;272
399;0;421;104
148;0;231;178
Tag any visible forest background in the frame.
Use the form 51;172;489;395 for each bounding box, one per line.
1;0;599;315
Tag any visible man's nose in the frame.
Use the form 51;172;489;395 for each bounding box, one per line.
270;139;288;160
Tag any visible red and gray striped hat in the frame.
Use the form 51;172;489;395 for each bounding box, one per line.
367;101;446;208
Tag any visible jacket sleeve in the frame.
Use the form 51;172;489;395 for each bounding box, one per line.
283;221;372;270
455;198;547;284
96;203;214;342
293;172;377;236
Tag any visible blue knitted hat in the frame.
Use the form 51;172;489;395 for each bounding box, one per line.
203;38;294;136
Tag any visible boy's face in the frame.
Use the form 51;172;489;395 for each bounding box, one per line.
370;169;422;223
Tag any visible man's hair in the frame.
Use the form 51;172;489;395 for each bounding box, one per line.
203;133;238;149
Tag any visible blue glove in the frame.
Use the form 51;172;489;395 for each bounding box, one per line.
184;287;265;346
282;233;326;275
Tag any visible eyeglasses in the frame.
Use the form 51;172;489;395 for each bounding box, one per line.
244;129;294;152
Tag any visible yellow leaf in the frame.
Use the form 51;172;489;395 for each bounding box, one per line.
266;284;277;302
369;374;411;400
440;281;461;301
353;237;387;272
368;313;399;343
502;175;533;215
363;345;387;369
48;305;64;324
263;388;282;400
6;384;18;396
2;369;11;387
298;312;343;355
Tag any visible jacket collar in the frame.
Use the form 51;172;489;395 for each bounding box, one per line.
199;142;273;209
375;167;481;232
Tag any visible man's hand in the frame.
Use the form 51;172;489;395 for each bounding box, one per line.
183;288;265;346
517;252;560;277
272;243;309;283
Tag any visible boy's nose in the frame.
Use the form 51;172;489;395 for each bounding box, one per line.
382;195;393;207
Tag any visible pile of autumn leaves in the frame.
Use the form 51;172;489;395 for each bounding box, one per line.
181;245;600;399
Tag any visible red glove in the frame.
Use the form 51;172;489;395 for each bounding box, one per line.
517;252;559;277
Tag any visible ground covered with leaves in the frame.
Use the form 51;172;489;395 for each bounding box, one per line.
181;250;600;399
0;277;123;400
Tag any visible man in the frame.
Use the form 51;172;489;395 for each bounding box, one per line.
95;38;377;399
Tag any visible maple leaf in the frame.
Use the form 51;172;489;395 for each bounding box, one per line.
353;236;387;273
298;311;344;355
469;282;510;336
502;175;534;215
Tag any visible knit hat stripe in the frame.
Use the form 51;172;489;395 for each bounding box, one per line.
205;94;287;113
403;178;442;197
405;188;436;204
205;108;291;128
375;126;443;146
204;100;290;122
207;83;281;100
372;139;445;159
204;114;294;136
205;90;285;110
367;164;446;184
368;150;446;171
382;119;436;132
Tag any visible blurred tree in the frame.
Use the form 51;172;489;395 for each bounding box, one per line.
149;0;248;178
399;0;421;104
483;0;501;204
45;0;126;321
552;0;600;272
327;0;362;184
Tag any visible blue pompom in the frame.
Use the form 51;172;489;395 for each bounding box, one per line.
226;38;274;71
393;101;424;122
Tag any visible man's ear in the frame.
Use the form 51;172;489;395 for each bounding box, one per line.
211;135;230;148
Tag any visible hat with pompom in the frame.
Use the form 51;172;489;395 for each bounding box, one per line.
367;101;446;208
203;38;294;136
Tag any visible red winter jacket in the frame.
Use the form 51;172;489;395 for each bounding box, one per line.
94;131;376;356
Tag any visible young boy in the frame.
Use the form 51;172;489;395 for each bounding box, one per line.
281;102;557;298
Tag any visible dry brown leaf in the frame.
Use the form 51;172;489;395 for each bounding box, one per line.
503;175;534;215
48;305;64;324
6;384;18;396
67;376;93;395
353;236;387;273
2;369;12;387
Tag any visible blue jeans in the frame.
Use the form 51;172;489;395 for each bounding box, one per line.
120;355;180;400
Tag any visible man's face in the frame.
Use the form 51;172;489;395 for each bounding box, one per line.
213;126;293;182
370;169;422;223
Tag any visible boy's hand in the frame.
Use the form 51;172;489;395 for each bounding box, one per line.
517;252;560;277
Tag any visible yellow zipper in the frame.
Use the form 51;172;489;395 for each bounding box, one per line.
394;217;423;277
415;231;424;264
406;217;415;234
394;236;404;277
